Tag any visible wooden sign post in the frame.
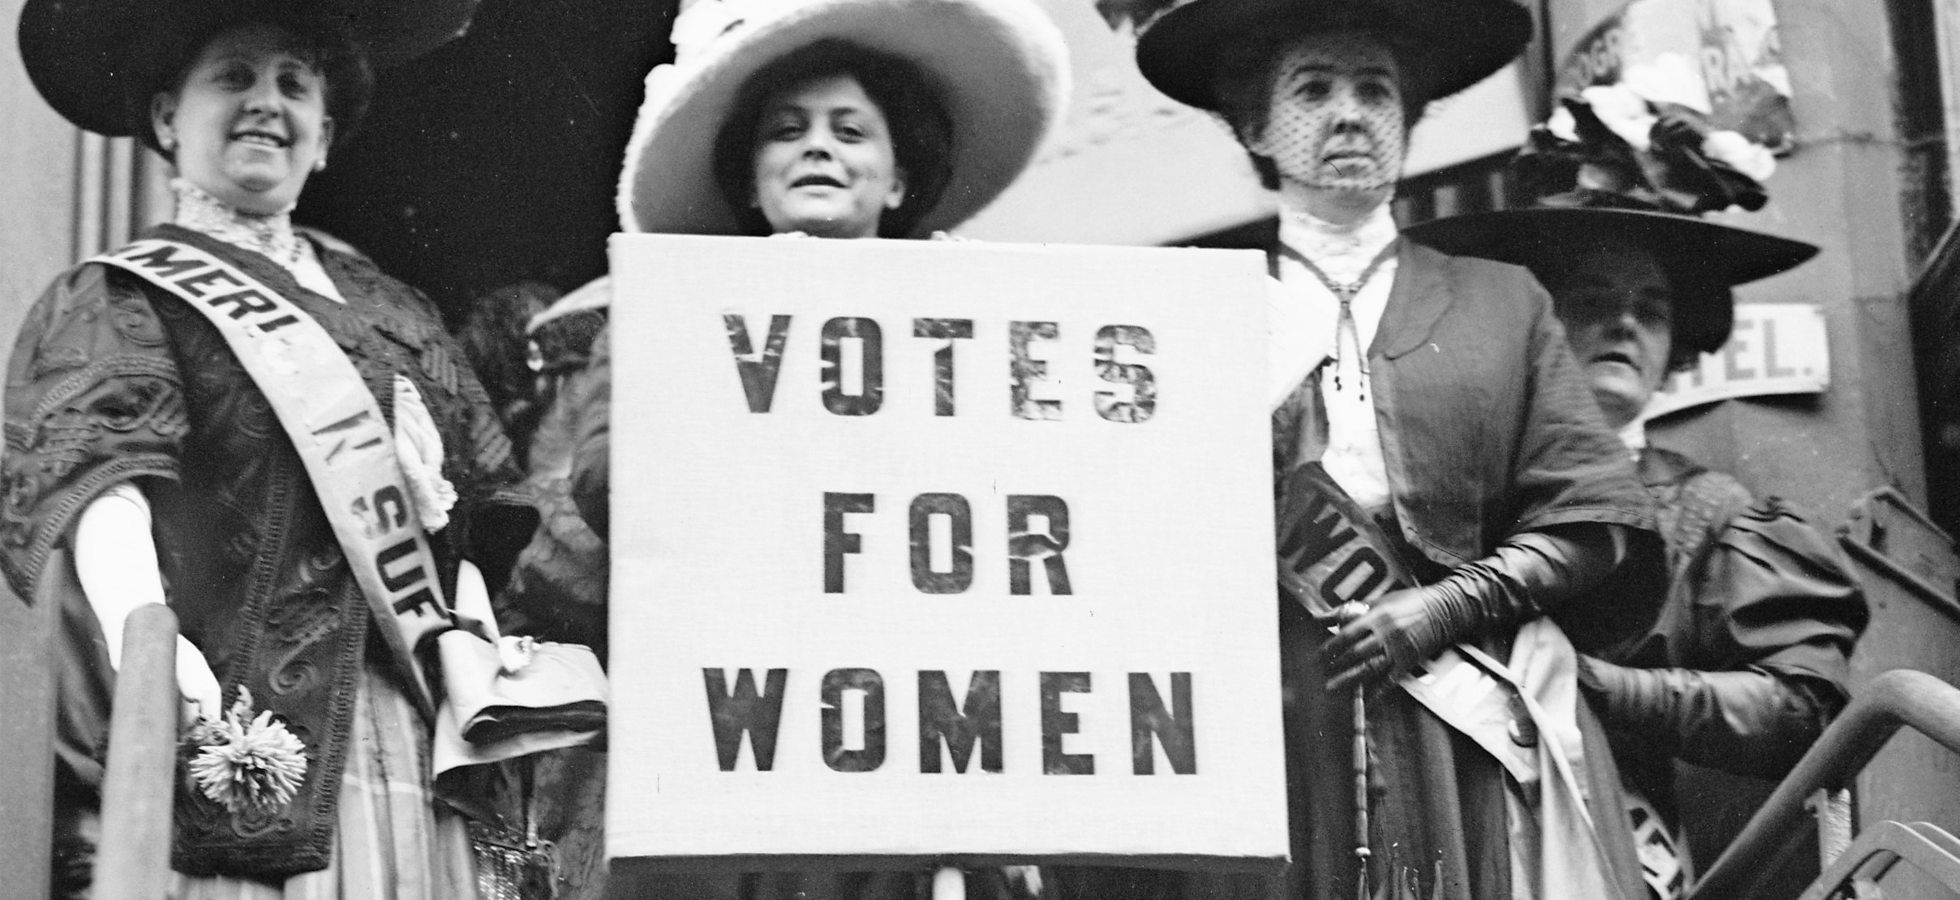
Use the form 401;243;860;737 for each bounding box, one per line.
606;235;1286;873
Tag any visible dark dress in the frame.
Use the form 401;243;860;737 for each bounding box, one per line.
1582;445;1865;892
4;224;534;890
1059;241;1658;900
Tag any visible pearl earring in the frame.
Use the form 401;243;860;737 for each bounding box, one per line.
314;158;327;172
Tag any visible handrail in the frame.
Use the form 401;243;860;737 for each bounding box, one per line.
93;603;179;900
1839;535;1960;626
1796;821;1960;900
1688;669;1960;900
1838;486;1960;626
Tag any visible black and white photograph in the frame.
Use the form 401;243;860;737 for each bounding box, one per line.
1;0;1956;898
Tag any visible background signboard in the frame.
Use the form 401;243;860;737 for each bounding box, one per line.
1642;303;1829;422
605;235;1287;870
1556;0;1794;150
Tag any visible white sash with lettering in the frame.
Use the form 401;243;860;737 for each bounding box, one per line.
92;238;452;716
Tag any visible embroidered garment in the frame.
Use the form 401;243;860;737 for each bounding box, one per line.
168;668;476;900
3;224;535;884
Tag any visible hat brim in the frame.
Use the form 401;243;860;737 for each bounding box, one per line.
19;0;478;137
1402;207;1820;289
616;0;1068;238
1135;0;1533;111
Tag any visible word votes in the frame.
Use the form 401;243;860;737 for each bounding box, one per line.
724;315;1158;421
702;668;1197;776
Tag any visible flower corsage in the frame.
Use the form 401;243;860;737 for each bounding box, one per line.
182;688;308;815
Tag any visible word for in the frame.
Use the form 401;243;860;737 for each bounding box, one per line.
724;315;1157;422
702;669;1197;776
825;492;1071;594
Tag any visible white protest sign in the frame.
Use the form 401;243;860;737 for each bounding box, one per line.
605;235;1287;871
1642;303;1828;421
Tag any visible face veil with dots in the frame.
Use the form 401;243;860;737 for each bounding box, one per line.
1252;33;1409;194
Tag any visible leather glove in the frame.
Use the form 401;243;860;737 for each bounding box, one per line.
1323;524;1626;691
1322;575;1483;692
1576;654;1840;778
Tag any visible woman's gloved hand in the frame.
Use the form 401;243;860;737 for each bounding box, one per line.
1321;524;1629;691
1575;654;1838;777
1322;577;1480;691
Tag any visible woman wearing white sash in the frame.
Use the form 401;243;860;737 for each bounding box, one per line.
8;1;535;897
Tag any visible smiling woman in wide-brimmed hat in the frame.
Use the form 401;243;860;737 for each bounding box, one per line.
10;2;548;898
616;0;1069;239
18;0;474;141
485;2;1070;897
549;0;1068;537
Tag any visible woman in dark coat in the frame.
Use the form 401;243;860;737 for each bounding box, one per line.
1060;1;1665;898
1406;88;1867;899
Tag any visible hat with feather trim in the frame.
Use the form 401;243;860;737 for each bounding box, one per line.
1403;87;1818;360
19;0;477;139
1128;0;1533;111
616;0;1070;237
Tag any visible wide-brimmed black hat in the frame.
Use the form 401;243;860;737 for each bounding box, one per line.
19;0;477;139
1404;93;1818;359
1133;0;1533;111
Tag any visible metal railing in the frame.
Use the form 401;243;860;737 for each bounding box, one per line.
1689;669;1960;900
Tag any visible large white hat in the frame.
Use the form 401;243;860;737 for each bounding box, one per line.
616;0;1070;237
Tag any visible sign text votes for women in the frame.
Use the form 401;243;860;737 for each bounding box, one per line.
605;235;1285;871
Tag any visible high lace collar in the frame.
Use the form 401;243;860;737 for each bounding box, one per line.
171;179;302;270
1276;200;1400;283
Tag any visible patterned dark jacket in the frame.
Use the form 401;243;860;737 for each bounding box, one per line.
2;225;535;878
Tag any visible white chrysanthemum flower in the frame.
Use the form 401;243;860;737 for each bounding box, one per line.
186;689;308;815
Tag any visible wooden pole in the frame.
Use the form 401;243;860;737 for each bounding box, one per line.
0;557;60;900
94;603;178;900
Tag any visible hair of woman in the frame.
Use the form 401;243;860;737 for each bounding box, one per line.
127;4;375;161
712;38;956;238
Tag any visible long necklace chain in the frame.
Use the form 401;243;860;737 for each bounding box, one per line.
1281;237;1399;896
1278;239;1400;399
